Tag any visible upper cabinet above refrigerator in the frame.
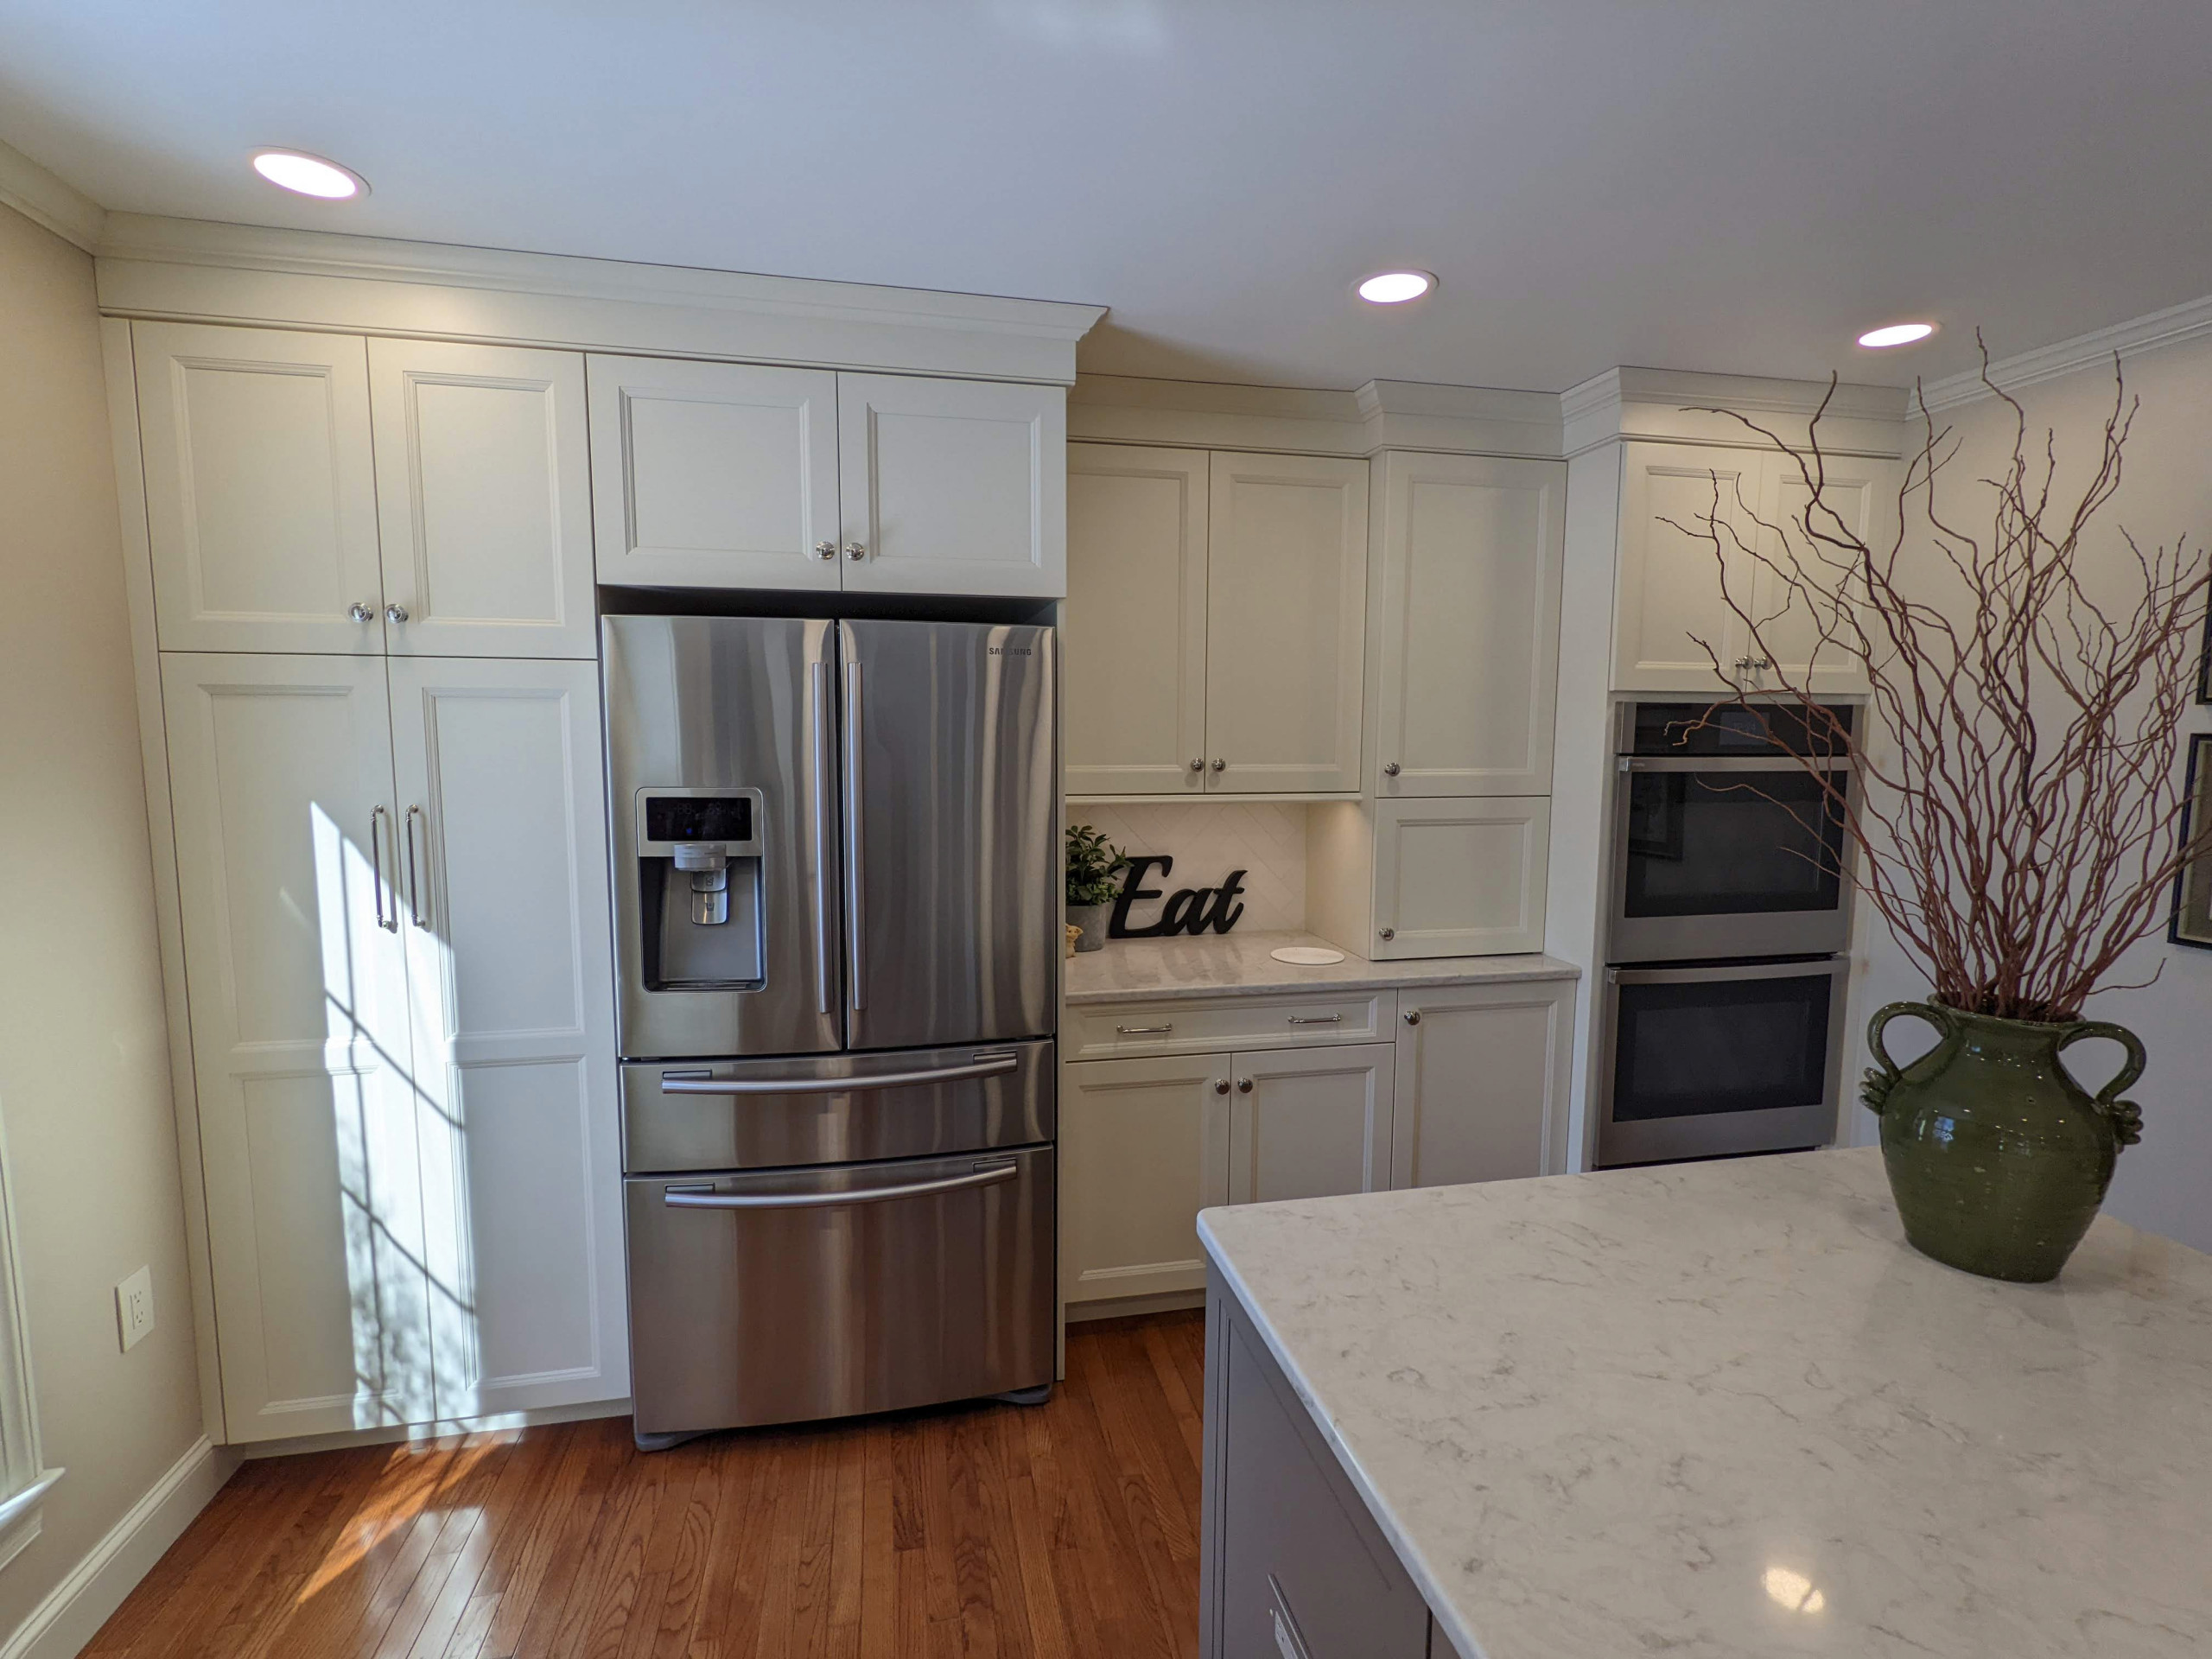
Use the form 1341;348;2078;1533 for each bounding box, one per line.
132;322;598;658
589;359;1066;600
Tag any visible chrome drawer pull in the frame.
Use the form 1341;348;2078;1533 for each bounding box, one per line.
1286;1014;1342;1025
658;1052;1018;1096
664;1160;1017;1211
1116;1023;1173;1035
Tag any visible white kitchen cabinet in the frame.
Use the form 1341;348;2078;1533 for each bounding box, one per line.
837;373;1066;598
160;653;434;1439
369;340;596;658
1205;453;1370;793
588;355;842;593
1752;454;1885;694
1390;980;1574;1186
1308;797;1551;960
386;657;627;1418
1613;441;1882;694
1370;452;1565;796
1059;1052;1231;1304
1227;1044;1395;1205
135;323;385;655
1064;443;1209;795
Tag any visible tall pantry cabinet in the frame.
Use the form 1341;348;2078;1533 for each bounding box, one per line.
125;321;625;1440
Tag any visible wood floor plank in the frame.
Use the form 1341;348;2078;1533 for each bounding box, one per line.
92;1313;1215;1659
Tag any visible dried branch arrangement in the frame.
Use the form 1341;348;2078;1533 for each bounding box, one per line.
1669;350;2209;1021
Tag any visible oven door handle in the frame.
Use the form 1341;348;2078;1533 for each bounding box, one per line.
657;1051;1020;1096
662;1159;1019;1211
1610;961;1847;986
1622;754;1853;772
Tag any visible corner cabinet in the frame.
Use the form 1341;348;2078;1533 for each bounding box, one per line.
1064;443;1367;797
1613;440;1887;694
589;357;1065;599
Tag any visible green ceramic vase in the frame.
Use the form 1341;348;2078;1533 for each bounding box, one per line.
1862;1000;2145;1282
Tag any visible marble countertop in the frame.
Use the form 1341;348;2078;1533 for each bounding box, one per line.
1198;1147;2212;1659
1063;930;1579;1006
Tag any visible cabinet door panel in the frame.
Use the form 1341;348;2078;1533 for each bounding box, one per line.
387;658;626;1417
1205;453;1368;793
1391;981;1573;1188
1065;444;1208;795
136;322;383;653
371;340;594;658
1371;797;1549;959
1612;442;1757;693
837;373;1065;597
588;355;841;590
1756;455;1884;693
1372;453;1565;796
161;653;432;1439
1060;1054;1230;1304
1227;1045;1393;1205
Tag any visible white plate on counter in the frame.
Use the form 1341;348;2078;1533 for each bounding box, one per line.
1270;945;1346;965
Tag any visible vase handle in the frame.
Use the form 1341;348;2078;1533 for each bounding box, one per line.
1861;1001;1953;1116
2056;1020;2148;1149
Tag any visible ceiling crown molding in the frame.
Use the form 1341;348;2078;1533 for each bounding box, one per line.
1910;289;2212;416
95;213;1107;384
0;141;106;253
1069;372;1560;457
1562;365;1910;459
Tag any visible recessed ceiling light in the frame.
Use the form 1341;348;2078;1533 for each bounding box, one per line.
1357;270;1435;305
250;149;368;200
1857;321;1936;349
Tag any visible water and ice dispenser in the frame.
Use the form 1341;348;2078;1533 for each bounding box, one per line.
633;788;766;988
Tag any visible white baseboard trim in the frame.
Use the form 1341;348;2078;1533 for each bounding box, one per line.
236;1396;630;1459
1064;1288;1206;1325
0;1436;235;1659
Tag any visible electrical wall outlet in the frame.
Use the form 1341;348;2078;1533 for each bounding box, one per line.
116;1266;154;1352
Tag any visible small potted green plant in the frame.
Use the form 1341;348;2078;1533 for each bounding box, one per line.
1065;823;1129;954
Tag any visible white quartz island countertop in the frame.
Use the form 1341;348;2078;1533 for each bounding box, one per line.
1198;1147;2212;1659
1064;929;1578;1006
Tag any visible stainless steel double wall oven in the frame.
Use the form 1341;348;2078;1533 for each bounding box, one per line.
605;616;1057;1446
1598;701;1856;1167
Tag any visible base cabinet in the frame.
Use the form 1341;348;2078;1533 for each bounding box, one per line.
1202;1283;1432;1659
1059;1052;1232;1304
1393;980;1575;1186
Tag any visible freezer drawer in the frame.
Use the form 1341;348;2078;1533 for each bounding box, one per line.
626;1146;1054;1434
620;1038;1053;1173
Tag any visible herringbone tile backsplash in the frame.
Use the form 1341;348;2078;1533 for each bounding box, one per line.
1066;802;1307;932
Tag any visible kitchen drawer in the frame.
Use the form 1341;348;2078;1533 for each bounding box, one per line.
1068;990;1392;1060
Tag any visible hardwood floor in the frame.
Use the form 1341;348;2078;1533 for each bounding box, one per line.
86;1312;1205;1659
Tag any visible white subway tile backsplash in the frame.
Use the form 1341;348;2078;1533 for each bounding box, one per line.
1067;801;1306;932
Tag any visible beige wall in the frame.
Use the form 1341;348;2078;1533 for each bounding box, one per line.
0;202;210;1640
1849;339;2212;1252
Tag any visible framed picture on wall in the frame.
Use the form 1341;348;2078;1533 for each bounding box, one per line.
2172;733;2212;950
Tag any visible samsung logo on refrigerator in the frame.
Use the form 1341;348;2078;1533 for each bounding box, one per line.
988;645;1033;655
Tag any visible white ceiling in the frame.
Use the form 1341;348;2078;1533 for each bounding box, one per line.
3;0;2209;393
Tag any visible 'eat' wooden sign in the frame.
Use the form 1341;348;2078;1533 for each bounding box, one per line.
1107;855;1247;938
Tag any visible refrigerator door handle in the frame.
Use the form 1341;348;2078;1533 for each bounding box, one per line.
842;658;867;1012
810;658;834;1015
661;1159;1018;1211
656;1051;1020;1096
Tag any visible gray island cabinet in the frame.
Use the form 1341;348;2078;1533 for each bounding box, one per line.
1196;1147;2212;1659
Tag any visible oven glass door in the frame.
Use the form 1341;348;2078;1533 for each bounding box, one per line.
1599;960;1845;1166
1612;760;1850;960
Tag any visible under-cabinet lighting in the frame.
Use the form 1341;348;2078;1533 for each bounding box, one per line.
1856;321;1935;349
1357;270;1435;305
250;150;368;200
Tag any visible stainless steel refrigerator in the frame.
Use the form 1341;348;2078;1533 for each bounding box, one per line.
603;615;1057;1446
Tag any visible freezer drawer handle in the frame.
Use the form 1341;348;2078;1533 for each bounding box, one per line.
662;1158;1019;1211
656;1051;1021;1096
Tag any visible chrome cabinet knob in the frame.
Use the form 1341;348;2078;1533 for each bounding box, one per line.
844;542;867;561
1378;926;1395;941
348;601;374;623
814;541;837;561
1212;1078;1230;1096
1235;1077;1253;1094
1382;761;1402;777
1211;759;1226;772
1189;758;1205;772
385;603;410;625
1403;1008;1421;1026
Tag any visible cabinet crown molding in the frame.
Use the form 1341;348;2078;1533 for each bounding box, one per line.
0;138;106;252
95;213;1106;385
1069;372;1561;458
1562;365;1910;460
